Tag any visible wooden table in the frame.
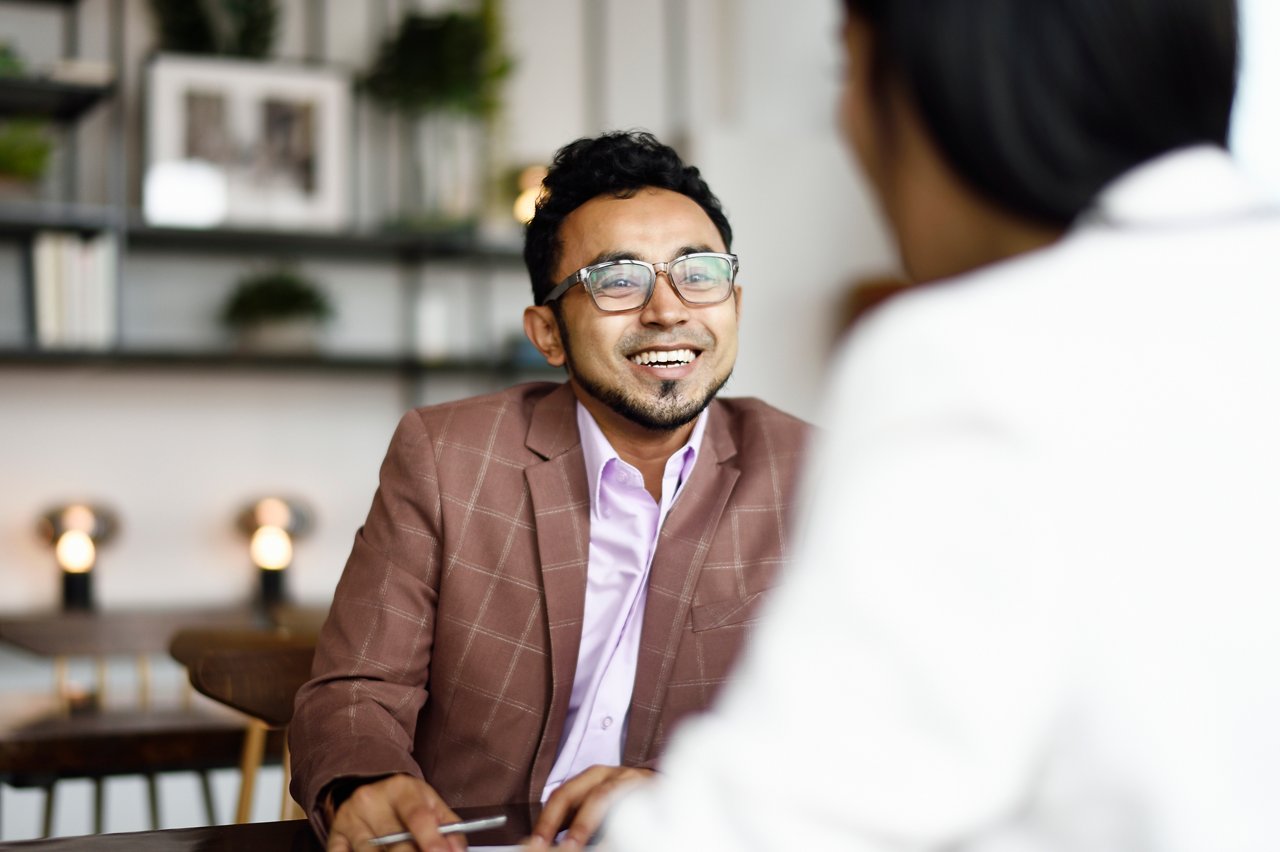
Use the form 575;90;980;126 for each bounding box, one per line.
0;607;322;835
0;819;323;851
0;806;539;850
0;692;269;783
0;605;325;658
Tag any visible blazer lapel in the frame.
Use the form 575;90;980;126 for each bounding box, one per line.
623;401;740;764
523;384;591;798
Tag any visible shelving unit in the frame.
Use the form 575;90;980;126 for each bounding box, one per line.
0;210;539;376
0;200;120;237
0;347;547;377
0;207;544;379
125;219;522;264
0;77;115;121
0;0;552;390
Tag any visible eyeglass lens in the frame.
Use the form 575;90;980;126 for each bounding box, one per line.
586;254;734;311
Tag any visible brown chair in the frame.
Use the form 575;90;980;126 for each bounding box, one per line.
169;628;317;823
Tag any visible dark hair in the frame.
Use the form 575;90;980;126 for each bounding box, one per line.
524;130;733;305
842;0;1239;225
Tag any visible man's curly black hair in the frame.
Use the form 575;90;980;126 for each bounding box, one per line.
524;130;733;306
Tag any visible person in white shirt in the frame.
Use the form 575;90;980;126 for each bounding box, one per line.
595;0;1280;850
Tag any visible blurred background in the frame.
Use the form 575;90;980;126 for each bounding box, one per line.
0;0;1276;838
0;0;892;616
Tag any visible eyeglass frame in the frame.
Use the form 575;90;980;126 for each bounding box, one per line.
540;251;740;312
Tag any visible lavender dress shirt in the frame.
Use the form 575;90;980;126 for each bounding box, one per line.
541;402;708;799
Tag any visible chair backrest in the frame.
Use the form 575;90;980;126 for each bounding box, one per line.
169;629;317;728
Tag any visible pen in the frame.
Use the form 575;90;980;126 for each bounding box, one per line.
365;815;508;847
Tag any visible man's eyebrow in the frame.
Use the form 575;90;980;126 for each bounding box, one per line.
586;244;717;266
588;250;639;265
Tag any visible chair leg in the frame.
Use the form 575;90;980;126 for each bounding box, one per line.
199;772;217;825
92;779;104;834
137;655;152;708
236;721;268;823
40;783;54;838
53;657;68;698
279;735;303;820
146;774;160;829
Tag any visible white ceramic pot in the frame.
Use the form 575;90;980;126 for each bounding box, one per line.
234;318;324;354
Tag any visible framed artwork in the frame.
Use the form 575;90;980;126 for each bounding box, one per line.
144;55;350;231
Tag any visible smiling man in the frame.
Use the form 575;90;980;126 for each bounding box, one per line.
289;131;809;852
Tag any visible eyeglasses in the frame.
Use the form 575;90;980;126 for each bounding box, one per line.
542;252;739;313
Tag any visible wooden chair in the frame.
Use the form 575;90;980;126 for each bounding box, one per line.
169;628;317;823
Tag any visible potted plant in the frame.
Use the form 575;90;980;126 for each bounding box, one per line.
361;0;513;230
0;41;24;76
0;45;54;199
146;0;279;58
0;121;53;198
220;266;333;353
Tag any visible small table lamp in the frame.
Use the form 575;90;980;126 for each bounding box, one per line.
37;503;119;611
237;497;312;611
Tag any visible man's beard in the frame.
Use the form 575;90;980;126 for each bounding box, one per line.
559;322;731;432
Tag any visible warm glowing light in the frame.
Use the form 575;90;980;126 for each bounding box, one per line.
518;165;547;190
513;186;540;224
55;530;96;573
512;165;547;224
254;497;292;530
250;525;293;571
60;504;96;534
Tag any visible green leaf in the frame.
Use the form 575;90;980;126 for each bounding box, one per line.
361;8;514;118
0;121;53;182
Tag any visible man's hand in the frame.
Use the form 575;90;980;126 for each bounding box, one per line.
326;774;465;852
526;765;654;849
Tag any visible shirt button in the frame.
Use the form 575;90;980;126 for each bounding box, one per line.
601;716;613;730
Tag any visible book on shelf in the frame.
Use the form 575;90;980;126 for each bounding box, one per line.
47;59;116;87
31;230;119;350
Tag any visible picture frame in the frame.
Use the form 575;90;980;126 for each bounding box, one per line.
144;54;351;231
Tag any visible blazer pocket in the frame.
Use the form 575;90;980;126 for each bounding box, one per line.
689;590;768;632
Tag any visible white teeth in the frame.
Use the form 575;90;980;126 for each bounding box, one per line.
630;348;696;367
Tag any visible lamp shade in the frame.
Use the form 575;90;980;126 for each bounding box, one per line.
236;496;312;542
36;503;119;611
237;497;312;610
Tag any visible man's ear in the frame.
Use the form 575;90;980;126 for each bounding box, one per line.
732;284;743;320
523;305;566;367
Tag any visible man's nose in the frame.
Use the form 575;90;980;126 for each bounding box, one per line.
639;272;690;326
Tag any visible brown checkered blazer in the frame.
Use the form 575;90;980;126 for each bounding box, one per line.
289;381;808;831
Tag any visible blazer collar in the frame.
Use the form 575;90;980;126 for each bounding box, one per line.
526;382;582;460
1081;145;1278;230
524;387;590;800
623;399;741;764
699;398;738;468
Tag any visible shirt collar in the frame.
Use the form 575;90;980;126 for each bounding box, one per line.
576;402;709;516
1078;145;1278;231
